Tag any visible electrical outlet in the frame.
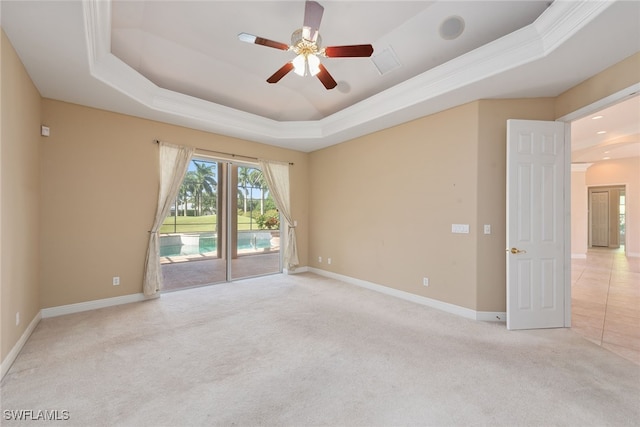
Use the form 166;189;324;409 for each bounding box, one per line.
484;224;491;234
327;258;332;265
318;256;322;263
16;312;20;326
423;277;429;287
113;276;120;286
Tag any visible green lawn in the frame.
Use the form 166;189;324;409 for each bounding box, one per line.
160;215;259;233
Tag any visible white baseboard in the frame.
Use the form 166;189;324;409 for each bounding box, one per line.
628;252;640;258
1;311;42;380
308;268;505;322
478;312;507;322
41;293;151;318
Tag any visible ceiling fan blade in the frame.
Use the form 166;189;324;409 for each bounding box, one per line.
316;63;337;90
324;44;374;58
267;62;295;84
302;1;324;41
238;33;289;51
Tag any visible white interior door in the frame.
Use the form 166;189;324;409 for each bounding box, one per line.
506;120;568;330
590;191;609;246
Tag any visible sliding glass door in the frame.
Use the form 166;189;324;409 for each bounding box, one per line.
160;158;280;291
230;164;281;280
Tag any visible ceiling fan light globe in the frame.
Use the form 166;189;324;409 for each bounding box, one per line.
292;54;306;76
308;54;321;76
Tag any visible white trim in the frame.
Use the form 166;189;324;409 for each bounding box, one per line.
81;0;614;152
1;311;42;380
478;312;507;322
41;293;152;318
628;252;640;258
564;122;573;327
571;163;593;173
572;253;587;259
308;268;504;322
557;83;640;123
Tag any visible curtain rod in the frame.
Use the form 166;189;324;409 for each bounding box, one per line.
153;139;294;166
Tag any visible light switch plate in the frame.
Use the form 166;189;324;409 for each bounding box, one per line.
452;224;470;234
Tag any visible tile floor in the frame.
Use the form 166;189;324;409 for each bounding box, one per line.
571;247;640;365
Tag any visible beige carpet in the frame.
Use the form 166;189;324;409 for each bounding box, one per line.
2;273;639;426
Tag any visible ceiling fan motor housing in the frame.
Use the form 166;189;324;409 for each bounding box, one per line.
291;28;322;55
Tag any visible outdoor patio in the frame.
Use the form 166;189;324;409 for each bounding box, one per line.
161;251;281;292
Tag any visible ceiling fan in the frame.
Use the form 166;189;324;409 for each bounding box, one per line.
238;0;374;90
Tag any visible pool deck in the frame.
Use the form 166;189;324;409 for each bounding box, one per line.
161;250;281;292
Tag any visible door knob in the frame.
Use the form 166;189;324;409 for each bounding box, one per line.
507;247;526;254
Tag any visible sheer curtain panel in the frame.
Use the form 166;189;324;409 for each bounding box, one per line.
143;142;195;296
258;159;299;271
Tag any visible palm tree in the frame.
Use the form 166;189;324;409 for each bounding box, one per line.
192;161;217;216
238;166;251;214
181;172;198;216
250;169;269;215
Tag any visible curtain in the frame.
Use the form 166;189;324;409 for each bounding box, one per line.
143;142;195;296
258;159;299;271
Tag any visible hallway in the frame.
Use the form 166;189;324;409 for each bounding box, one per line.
571;248;640;365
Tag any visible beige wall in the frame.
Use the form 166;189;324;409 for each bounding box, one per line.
310;103;480;309
309;99;555;312
1;30;42;361
584;158;640;256
39;100;310;308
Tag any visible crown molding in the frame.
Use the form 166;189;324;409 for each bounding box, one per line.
571;163;593;172
82;0;613;152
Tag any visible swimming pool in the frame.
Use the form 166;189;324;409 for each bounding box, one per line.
160;232;274;257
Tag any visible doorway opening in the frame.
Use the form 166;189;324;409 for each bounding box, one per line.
159;158;281;292
588;185;626;249
506;87;638;335
567;88;639;364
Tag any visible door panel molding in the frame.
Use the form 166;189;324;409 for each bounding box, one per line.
507;119;568;330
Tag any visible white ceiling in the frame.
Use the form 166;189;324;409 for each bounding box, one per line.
110;0;549;122
1;0;639;158
571;95;640;164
